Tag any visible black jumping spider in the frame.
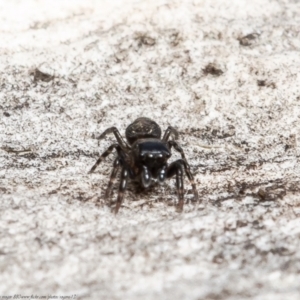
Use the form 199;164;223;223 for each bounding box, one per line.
89;117;198;213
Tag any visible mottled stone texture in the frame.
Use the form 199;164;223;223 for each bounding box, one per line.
1;0;300;299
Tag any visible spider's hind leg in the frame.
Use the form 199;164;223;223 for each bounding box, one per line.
98;127;130;150
163;126;179;141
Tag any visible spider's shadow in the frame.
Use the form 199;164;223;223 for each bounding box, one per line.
104;178;180;209
106;180;162;202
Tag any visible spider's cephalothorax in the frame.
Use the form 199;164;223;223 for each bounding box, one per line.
89;117;198;213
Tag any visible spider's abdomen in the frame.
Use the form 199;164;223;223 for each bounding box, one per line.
125;117;162;145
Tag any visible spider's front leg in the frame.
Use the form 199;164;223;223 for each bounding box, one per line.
168;141;199;202
104;158;120;200
97;127;130;150
166;160;185;212
114;167;129;214
88;144;121;173
168;140;187;161
167;159;199;212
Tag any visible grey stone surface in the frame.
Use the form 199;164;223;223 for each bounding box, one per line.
1;0;300;299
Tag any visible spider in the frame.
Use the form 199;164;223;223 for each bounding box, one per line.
88;117;199;213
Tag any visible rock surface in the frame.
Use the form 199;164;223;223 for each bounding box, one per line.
1;0;300;299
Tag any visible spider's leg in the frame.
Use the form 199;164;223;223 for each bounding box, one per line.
114;167;129;214
98;127;130;150
163;126;179;141
180;160;199;203
104;158;120;200
88;144;121;174
166;160;185;212
167;140;187;161
168;141;198;201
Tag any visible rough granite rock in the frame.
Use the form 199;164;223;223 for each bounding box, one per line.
1;0;300;299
